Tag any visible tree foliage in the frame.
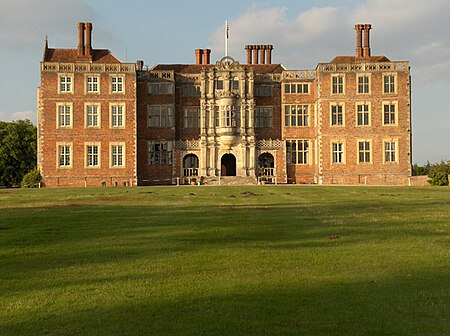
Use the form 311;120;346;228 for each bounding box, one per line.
0;120;37;187
21;169;42;188
412;161;431;176
427;161;450;186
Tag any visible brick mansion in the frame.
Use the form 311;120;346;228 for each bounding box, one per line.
37;22;411;187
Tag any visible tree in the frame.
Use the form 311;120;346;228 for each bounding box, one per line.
0;120;37;187
427;161;450;186
412;161;431;176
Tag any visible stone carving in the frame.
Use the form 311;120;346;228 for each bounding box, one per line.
257;139;284;149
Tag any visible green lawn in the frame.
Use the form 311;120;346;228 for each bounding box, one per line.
0;186;449;335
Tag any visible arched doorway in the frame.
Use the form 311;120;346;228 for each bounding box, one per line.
221;154;236;176
258;153;275;176
183;154;199;176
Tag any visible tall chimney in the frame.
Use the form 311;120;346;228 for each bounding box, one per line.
85;22;92;57
363;24;372;58
259;46;265;64
203;49;211;64
355;24;363;58
266;45;273;64
253;45;259;64
245;45;252;64
195;49;203;65
77;22;85;56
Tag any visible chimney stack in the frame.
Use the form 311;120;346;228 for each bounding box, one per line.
244;44;273;64
195;49;203;65
355;24;363;58
85;22;93;57
363;24;372;58
245;45;252;64
266;45;273;64
203;49;211;64
259;46;265;64
77;22;85;56
252;45;259;64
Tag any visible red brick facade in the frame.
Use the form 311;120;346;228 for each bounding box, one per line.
38;22;411;187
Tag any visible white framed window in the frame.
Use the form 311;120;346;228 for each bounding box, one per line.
184;107;200;128
286;139;310;165
358;140;372;164
182;85;200;97
110;103;125;128
57;103;73;128
332;75;345;94
255;107;273;128
111;76;124;93
356;103;370;126
331;141;345;164
148;82;173;94
59;75;73;93
86;75;100;93
284;83;309;94
254;85;273;97
220;104;240;128
383;74;397;94
285;105;309;127
85;143;101;168
383;102;397;125
357;75;370;94
56;143;72;168
85;103;100;128
384;141;398;163
110;143;125;167
148;141;173;165
147;105;174;127
330;103;344;126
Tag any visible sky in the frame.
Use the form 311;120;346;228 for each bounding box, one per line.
0;0;449;165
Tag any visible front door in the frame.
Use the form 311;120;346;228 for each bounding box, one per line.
221;154;236;176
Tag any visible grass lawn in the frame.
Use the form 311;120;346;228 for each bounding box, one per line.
0;185;449;335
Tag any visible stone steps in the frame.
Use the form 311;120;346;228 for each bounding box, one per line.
202;176;258;186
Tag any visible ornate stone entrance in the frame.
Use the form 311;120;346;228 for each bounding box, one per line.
221;154;236;176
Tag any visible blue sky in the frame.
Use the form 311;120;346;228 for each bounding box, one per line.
1;0;449;165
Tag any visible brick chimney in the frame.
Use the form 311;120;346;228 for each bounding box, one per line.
363;24;372;58
355;24;363;58
195;49;203;64
85;22;93;57
203;49;211;64
77;22;85;56
244;44;273;64
265;45;273;64
245;45;252;64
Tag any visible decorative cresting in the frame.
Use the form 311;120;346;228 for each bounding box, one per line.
216;56;240;70
257;139;284;149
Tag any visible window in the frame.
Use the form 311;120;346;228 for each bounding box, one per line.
59;75;73;93
286;140;309;164
384;141;397;163
111;76;124;93
231;78;239;90
284;83;309;94
383;102;397;125
86;76;99;93
57;103;72;128
184;107;200;128
255;107;273;128
86;144;100;167
148;141;173;165
358;141;371;163
86;104;100;128
111;104;125;128
220;104;240;127
357;75;370;94
216;80;224;90
57;144;72;167
332;142;344;164
148;82;173;94
331;104;344;126
356;104;370;126
255;85;273;96
285;105;309;127
183;85;200;97
332;75;344;94
111;143;125;167
147;105;174;127
383;74;396;94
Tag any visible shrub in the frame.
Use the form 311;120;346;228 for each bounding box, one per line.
427;161;450;186
21;169;42;188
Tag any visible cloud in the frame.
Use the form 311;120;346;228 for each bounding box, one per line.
0;110;36;124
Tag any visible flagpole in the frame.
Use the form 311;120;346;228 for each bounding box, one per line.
225;20;228;57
